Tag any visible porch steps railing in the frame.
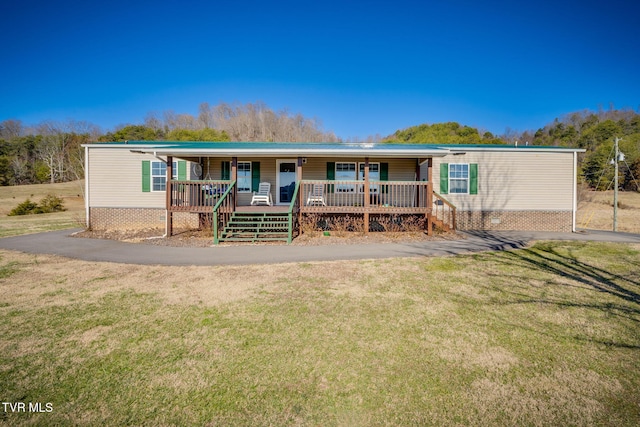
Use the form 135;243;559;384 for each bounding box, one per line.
219;212;291;243
431;191;456;232
212;181;236;245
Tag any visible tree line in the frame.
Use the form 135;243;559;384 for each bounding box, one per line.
383;121;505;145
100;101;339;143
384;108;640;192
0;102;338;186
529;108;640;191
0;120;97;186
1;102;638;191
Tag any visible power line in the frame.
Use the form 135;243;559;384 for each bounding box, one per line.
591;143;615;191
621;157;640;190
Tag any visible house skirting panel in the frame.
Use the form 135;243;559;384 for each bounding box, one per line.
456;210;572;232
89;208;199;231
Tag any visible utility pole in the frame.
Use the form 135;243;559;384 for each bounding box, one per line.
613;137;620;232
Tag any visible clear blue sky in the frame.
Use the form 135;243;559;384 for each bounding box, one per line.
1;0;638;139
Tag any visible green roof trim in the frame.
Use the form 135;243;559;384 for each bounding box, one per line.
83;140;585;155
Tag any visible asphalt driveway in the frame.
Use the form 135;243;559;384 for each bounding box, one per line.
0;228;638;266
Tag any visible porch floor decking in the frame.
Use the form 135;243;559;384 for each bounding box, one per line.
235;205;290;213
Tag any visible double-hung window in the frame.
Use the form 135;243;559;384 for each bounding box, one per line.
151;161;177;192
333;162;381;193
449;163;469;194
335;162;356;192
237;162;252;193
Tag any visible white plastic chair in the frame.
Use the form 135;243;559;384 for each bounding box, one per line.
250;182;273;206
306;183;326;206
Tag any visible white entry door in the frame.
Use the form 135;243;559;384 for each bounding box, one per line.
276;159;297;205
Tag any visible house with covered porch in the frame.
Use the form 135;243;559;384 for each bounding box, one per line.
83;141;583;243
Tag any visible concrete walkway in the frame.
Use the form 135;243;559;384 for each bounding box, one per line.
0;228;638;266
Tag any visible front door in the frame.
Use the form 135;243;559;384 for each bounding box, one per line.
276;159;297;205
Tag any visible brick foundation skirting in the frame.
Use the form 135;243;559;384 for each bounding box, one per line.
456;210;573;232
89;208;199;231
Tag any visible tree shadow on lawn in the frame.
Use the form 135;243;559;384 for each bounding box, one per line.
472;241;640;349
496;242;640;304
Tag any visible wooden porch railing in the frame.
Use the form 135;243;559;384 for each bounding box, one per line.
169;180;232;212
432;191;456;231
169;179;456;238
213;181;236;245
287;181;301;243
300;180;431;213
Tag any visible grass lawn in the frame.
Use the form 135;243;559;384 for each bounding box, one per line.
0;181;85;238
577;189;640;233
1;241;639;426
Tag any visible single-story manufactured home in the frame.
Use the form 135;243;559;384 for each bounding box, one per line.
83;141;585;243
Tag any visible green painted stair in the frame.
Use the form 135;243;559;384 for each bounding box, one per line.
219;212;291;243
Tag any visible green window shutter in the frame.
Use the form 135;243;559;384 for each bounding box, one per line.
380;162;389;193
439;163;448;194
142;160;151;192
251;161;260;192
221;161;230;180
469;163;478;195
326;162;335;192
380;163;388;180
178;161;187;181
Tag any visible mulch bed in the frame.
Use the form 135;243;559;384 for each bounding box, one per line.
74;228;464;247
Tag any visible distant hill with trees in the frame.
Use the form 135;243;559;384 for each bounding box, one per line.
1;102;638;191
384;108;640;192
0;102;338;186
528;109;640;191
383;121;504;145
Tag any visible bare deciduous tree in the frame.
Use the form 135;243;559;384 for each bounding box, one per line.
36;137;65;183
192;101;339;142
33;120;93;184
10;155;30;184
144;112;164;132
0;119;24;139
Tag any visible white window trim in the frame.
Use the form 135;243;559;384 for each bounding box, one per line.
448;163;470;195
237;161;252;193
151;161;177;192
334;162;381;193
334;162;356;193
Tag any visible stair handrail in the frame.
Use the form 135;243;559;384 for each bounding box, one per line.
286;181;301;243
213;181;236;245
432;191;457;231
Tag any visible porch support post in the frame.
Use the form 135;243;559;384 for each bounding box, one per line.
426;158;433;236
231;157;238;209
426;182;433;236
364;157;370;234
415;159;421;207
296;157;303;181
166;156;173;237
297;157;303;231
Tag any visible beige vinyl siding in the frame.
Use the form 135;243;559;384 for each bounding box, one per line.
88;148;169;208
240;158;276;205
433;151;574;211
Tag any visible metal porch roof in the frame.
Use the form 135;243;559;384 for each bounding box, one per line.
82;141;586;157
